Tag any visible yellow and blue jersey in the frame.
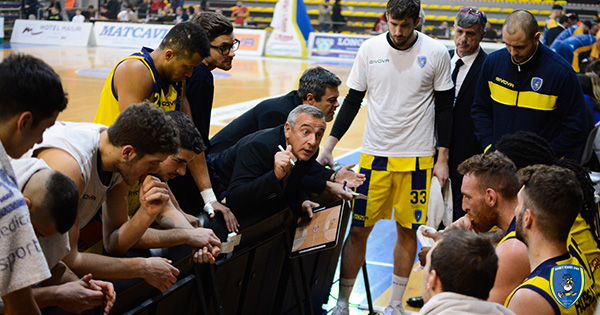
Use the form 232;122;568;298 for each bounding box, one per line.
505;244;598;314
497;217;516;248
94;47;182;126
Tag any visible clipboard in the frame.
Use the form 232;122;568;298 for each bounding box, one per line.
290;201;347;257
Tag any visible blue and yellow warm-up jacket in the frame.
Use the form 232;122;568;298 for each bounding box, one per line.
472;42;593;161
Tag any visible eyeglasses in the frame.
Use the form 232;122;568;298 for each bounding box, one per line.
458;7;487;24
210;38;240;55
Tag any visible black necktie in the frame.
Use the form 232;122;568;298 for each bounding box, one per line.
452;58;464;85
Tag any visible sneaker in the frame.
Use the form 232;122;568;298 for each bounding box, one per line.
331;305;349;315
383;304;406;315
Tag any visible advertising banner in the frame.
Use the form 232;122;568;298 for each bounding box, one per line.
93;22;173;49
235;28;267;56
308;32;371;60
265;0;312;58
10;19;93;46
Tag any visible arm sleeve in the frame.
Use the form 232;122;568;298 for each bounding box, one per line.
471;59;495;151
226;143;285;212
434;89;453;148
186;69;214;146
330;88;366;140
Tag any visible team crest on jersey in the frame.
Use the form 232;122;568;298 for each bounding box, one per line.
417;56;427;68
550;264;585;309
531;77;543;92
414;209;422;221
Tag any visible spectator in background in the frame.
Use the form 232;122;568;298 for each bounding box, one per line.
44;0;61;19
117;4;137;21
373;13;388;33
150;0;166;14
47;6;62;20
545;14;571;47
542;4;562;45
578;73;600;124
420;229;515;315
231;1;248;27
98;4;111;20
331;0;345;33
549;14;588;51
85;5;96;20
175;6;188;23
106;0;120;19
21;0;39;19
71;8;85;22
483;22;498;40
431;21;450;37
319;0;332;32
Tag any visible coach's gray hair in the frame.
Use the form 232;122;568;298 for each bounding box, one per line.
455;8;486;34
287;105;325;128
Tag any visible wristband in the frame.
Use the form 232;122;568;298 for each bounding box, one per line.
201;188;217;204
331;171;338;183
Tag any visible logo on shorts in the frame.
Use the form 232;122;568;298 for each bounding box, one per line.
414;210;422;222
417;56;427;68
531;77;543;92
550;264;585;309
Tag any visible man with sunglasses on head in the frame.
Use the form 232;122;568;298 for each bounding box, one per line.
472;10;592;162
169;12;240;233
447;7;487;221
321;0;454;314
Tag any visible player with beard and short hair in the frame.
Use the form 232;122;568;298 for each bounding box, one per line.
506;165;598;314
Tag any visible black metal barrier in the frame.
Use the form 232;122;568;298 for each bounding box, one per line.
56;200;351;315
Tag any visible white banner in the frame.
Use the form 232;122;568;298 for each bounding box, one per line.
93;22;173;49
265;0;307;58
235;28;267;56
10;19;92;46
0;17;4;43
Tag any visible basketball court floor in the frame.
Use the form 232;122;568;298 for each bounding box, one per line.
0;42;424;314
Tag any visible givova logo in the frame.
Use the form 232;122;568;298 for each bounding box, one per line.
369;59;390;64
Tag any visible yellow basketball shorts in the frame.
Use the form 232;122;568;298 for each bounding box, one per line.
352;154;433;229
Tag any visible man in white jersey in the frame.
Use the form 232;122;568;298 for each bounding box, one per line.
0;53;68;315
319;0;454;313
28;104;218;293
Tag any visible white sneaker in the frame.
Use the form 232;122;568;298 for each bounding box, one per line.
383;304;406;315
331;305;349;315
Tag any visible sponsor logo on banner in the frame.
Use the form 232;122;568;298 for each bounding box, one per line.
93;22;173;48
308;32;371;60
234;29;267;56
11;19;92;46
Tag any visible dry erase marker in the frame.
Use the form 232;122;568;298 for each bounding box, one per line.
278;144;295;166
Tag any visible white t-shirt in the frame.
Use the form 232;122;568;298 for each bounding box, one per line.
347;32;453;157
71;14;85;23
0;142;50;296
12;158;70;271
27;122;123;229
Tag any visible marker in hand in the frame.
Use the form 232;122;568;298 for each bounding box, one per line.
278;144;295;166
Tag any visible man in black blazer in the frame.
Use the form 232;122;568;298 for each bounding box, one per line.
448;7;488;221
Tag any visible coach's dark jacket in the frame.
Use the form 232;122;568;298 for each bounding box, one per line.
448;48;487;220
210;125;312;215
